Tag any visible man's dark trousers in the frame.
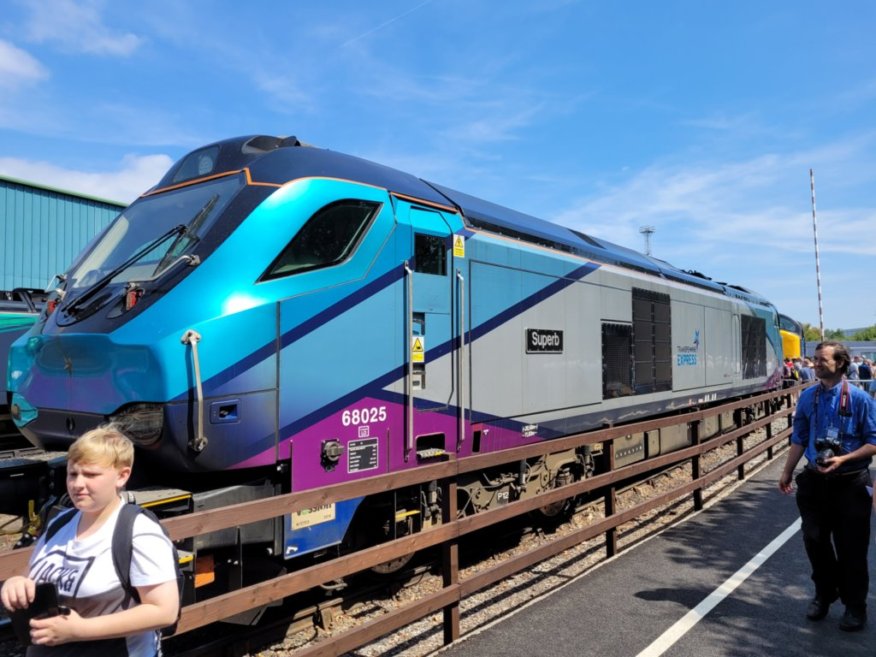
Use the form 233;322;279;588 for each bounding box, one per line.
795;467;872;608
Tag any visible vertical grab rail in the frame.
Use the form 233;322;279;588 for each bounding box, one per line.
456;269;465;449
404;262;414;461
181;329;208;452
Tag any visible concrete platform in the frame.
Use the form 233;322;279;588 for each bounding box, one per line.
436;456;876;657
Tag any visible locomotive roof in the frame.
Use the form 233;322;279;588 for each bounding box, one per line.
158;135;772;308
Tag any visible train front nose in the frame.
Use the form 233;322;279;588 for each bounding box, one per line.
8;331;167;449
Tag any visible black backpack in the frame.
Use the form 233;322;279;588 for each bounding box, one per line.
44;503;184;635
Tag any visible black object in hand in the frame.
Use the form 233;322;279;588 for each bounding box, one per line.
9;583;70;646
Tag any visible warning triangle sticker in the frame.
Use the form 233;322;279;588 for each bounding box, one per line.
453;235;465;257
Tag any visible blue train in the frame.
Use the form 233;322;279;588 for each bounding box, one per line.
1;292;41;443
7;135;783;592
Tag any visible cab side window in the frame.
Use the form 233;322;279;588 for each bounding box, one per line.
414;233;447;276
262;200;380;280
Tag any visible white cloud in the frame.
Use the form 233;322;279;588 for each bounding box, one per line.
449;102;546;144
547;140;876;329
0;39;48;88
682;112;767;136
821;77;876;113
0;153;173;204
253;73;316;113
22;0;142;56
555;149;876;259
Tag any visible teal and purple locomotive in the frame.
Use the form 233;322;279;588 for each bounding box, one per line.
7;135;784;593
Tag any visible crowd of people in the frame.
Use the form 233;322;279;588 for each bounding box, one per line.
785;354;876;398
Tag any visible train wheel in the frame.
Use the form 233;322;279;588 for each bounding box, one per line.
537;467;576;521
348;500;417;575
370;510;417;574
370;552;415;575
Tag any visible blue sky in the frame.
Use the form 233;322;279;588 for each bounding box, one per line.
1;1;875;330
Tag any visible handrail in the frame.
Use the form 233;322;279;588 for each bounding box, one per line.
180;329;207;452
404;261;414;460
456;269;465;449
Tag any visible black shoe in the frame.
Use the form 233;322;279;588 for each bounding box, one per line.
806;597;832;621
839;606;866;632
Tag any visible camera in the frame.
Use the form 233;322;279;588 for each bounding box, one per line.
814;437;843;467
9;583;69;646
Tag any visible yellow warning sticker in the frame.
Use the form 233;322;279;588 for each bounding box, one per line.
453;235;465;258
412;336;425;363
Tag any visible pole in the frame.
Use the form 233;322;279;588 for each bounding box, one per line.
809;169;825;341
639;225;655;256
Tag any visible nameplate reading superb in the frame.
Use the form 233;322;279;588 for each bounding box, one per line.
526;328;564;354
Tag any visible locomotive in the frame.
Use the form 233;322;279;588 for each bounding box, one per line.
778;312;805;360
0;291;40;443
6;135;783;597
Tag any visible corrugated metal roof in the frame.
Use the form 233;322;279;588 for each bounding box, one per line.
1;176;126;292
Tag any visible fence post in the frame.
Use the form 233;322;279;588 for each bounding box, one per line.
441;478;460;645
735;410;747;482
691;420;703;511
736;431;746;480
604;438;618;558
730;408;742;480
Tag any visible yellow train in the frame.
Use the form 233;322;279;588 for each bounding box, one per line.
778;313;804;360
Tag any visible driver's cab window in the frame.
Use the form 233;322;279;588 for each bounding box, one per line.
262;200;380;280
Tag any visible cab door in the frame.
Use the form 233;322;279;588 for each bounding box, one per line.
403;206;461;461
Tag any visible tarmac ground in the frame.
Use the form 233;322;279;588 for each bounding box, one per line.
435;456;876;657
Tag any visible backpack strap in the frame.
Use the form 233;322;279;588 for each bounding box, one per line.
112;505;175;605
112;504;143;605
42;508;77;543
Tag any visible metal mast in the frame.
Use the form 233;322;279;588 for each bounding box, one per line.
639;225;655;256
809;169;825;341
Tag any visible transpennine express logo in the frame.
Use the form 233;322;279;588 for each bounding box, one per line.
677;330;700;366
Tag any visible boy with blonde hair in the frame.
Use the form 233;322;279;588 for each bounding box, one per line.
1;425;179;656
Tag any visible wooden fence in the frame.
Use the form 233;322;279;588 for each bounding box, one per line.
0;386;800;653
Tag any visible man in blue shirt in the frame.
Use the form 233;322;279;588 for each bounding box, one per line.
800;358;815;382
795;358;813;382
779;341;876;631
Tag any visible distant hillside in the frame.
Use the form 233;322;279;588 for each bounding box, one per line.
843;327;874;337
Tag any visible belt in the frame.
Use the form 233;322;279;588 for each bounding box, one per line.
804;463;869;477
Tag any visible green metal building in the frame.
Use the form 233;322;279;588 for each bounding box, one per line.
1;174;125;294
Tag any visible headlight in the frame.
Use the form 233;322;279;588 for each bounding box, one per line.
110;403;164;446
25;336;43;356
10;393;37;427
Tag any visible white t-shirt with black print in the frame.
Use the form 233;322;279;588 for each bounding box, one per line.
26;500;177;657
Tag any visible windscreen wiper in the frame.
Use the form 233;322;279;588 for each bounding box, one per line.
153;194;219;275
62;224;186;316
